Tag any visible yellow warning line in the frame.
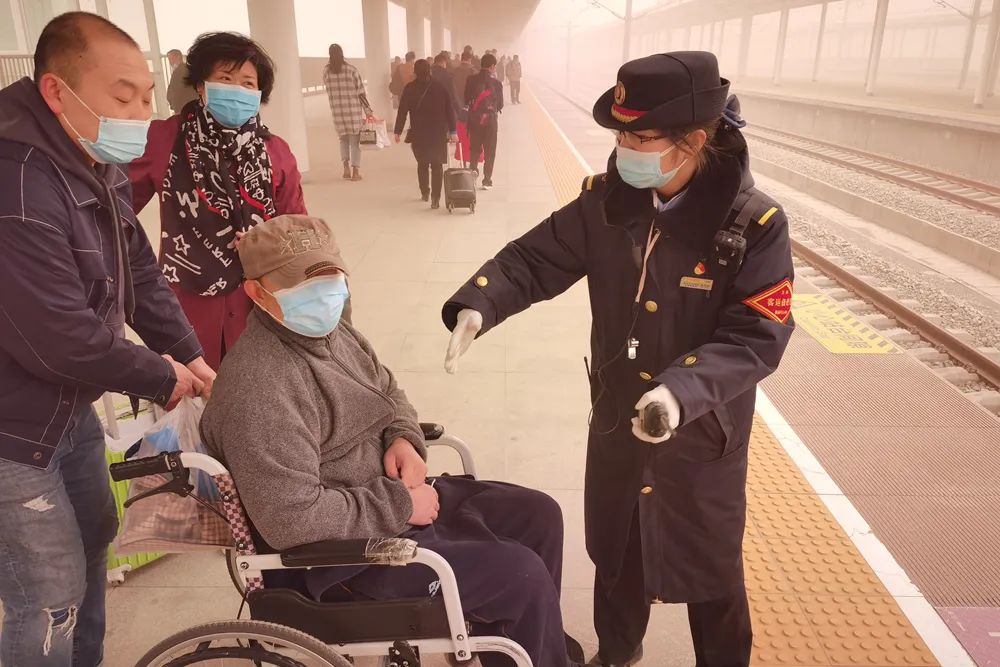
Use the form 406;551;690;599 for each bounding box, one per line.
523;84;939;667
793;294;896;354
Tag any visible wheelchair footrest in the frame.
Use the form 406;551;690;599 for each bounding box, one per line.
248;588;452;644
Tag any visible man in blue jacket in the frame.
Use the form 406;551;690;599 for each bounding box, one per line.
0;12;213;666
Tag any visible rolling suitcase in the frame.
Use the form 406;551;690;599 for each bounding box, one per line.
444;143;477;214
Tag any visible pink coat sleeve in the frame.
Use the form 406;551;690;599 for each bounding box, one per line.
267;133;307;215
129;116;179;212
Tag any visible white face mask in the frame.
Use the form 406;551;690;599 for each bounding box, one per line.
58;78;150;164
615;143;688;190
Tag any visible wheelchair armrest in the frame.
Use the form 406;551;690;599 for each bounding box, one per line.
280;537;418;568
419;422;445;441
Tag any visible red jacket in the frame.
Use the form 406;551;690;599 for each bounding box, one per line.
128;115;307;370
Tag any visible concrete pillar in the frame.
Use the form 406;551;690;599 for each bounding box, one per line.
773;7;789;86
718;20;726;54
812;1;828;82
140;0;169;119
363;0;393;120
737;14;752;79
565;20;572;92
864;0;889;96
430;0;444;54
975;7;1000;105
988;25;1000;96
959;0;982;89
623;0;633;62
246;0;310;172
406;0;425;56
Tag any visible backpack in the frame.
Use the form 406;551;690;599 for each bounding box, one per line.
470;80;497;126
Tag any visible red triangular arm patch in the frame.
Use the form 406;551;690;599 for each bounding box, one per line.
742;278;793;324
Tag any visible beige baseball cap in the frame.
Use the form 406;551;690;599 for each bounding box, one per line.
238;215;348;290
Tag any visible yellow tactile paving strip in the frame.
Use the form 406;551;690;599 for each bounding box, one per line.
524;86;939;667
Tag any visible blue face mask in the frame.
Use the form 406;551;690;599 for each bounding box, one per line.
204;81;262;128
615;143;687;190
262;275;349;338
59;79;150;164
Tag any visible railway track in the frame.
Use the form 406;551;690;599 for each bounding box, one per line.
744;125;1000;216
791;238;1000;413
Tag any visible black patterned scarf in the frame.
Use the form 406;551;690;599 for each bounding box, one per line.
160;100;276;296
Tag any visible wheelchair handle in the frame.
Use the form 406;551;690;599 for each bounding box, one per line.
110;452;181;482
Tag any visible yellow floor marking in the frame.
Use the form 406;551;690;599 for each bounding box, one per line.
793;293;896;354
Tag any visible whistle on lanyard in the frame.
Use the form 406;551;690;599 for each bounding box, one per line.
627;338;639;360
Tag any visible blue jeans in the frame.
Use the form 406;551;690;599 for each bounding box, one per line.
339;133;361;167
0;408;117;666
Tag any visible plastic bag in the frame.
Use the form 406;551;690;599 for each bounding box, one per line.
361;117;390;148
113;398;234;555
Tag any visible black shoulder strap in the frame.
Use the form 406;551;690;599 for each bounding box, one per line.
730;187;765;238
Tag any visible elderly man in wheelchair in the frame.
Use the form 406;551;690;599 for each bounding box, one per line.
115;214;585;667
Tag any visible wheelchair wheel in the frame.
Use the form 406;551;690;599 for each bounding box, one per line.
136;619;351;667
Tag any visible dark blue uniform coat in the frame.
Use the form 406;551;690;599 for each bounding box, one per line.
443;129;794;603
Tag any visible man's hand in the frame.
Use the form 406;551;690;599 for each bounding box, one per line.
408;483;439;526
394;133;402;144
444;309;483;374
186;356;217;400
384;438;427;489
164;354;204;409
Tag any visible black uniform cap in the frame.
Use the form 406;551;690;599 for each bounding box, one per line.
593;51;730;132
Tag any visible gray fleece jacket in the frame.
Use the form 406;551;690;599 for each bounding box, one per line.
200;308;427;550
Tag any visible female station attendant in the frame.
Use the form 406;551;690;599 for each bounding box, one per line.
440;52;795;667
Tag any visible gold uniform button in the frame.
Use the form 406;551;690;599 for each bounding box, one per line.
644;300;658;313
639;372;652;381
475;276;489;288
640;485;654;495
683;355;697;366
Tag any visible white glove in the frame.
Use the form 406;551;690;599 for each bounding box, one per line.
631;384;681;444
444;309;483;374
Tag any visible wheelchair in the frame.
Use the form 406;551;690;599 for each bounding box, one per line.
112;423;532;667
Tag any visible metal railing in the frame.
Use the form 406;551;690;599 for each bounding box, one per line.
0;54;33;88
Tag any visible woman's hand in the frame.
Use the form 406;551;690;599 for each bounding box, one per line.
394;133;402;144
445;309;483;374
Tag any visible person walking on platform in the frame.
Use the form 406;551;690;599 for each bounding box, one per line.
432;52;461;113
453;50;475;109
441;52;795;667
322;43;374;182
165;48;198;113
130;31;309;372
394;59;458;209
508;54;523;104
464;52;503;190
0;12;212;665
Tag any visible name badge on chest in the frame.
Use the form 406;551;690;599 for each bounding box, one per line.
679;276;714;291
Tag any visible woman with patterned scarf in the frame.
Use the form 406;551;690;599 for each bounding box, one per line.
131;32;307;370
